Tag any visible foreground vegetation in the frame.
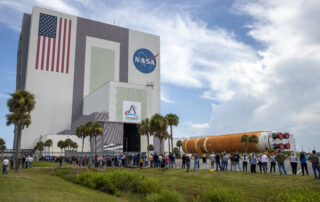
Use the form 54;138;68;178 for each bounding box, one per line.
56;166;320;202
1;163;320;202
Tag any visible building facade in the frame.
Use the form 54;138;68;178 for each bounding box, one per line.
15;6;162;154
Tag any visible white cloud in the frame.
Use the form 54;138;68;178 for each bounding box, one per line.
183;121;210;129
1;0;320;150
0;93;10;99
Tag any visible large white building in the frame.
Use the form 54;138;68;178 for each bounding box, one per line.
15;7;163;154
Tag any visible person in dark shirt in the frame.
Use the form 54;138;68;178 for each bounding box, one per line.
202;155;207;169
215;153;221;171
186;156;191;172
182;154;186;169
233;152;241;171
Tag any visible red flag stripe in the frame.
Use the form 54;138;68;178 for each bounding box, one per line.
35;35;41;70
51;38;56;71
56;18;62;72
41;36;46;70
46;37;51;71
66;20;72;74
61;19;67;73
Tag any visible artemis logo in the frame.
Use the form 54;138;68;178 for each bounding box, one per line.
133;48;158;74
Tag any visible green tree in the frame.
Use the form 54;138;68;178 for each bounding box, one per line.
91;122;104;157
6;90;35;173
148;144;154;151
34;141;44;156
137;118;153;164
150;113;169;154
248;135;259;153
64;138;72;156
57;140;65;155
71;142;78;153
165;113;179;153
241;134;249;153
76;124;88;161
0;138;6;154
176;140;182;153
85;122;94;158
44;139;53;156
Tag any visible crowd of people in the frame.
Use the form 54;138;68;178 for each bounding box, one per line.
180;150;320;180
2;150;320;180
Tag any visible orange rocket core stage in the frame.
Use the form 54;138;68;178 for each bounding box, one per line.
182;131;265;154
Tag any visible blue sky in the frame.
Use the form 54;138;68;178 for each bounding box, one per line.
1;0;320;152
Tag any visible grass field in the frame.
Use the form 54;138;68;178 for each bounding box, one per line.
0;165;124;202
1;162;320;202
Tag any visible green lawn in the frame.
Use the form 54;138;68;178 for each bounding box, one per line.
1;162;320;202
0;167;124;202
101;167;320;201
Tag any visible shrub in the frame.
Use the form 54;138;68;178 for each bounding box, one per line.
277;191;320;202
202;188;244;202
146;190;182;202
56;168;162;196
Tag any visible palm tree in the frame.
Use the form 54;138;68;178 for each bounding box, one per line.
248;135;259;153
64;138;72;156
91;122;104;157
44;139;53;156
176;140;182;153
35;141;44;156
6;90;35;173
85;122;94;158
165;113;179;153
150;114;169;154
137;118;153;164
76;124;87;161
71;142;78;153
0;138;6;155
241;134;249;153
57;140;65;155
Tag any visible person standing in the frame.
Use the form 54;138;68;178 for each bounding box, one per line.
202;155;207;169
261;153;268;173
299;152;308;176
242;153;248;172
2;157;9;175
139;155;143;168
215;153;221;171
210;153;215;170
257;154;262;173
233;152;241;171
229;154;234;171
194;155;199;171
276;150;287;175
186;156;191;173
222;153;228;171
22;155;26;169
270;154;276;173
308;150;320;180
290;152;298;175
182;154;186;169
10;156;14;169
28;156;33;168
250;154;257;173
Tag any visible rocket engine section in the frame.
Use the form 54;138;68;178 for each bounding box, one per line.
182;131;295;154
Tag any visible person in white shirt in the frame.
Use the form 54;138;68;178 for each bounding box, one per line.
2;157;9;175
290;152;298;175
28;156;33;168
261;153;269;173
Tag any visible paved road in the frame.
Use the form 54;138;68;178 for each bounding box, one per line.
173;159;314;176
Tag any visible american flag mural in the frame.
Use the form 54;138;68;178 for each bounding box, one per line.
35;13;72;73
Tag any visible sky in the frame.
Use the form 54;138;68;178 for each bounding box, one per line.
0;0;320;152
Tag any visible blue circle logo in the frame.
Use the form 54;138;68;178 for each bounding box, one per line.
133;48;158;74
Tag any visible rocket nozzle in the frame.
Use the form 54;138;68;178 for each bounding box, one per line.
284;133;290;139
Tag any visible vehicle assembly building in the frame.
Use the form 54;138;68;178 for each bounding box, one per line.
182;131;296;154
15;6;162;154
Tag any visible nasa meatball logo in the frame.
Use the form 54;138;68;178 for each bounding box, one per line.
133;48;158;74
